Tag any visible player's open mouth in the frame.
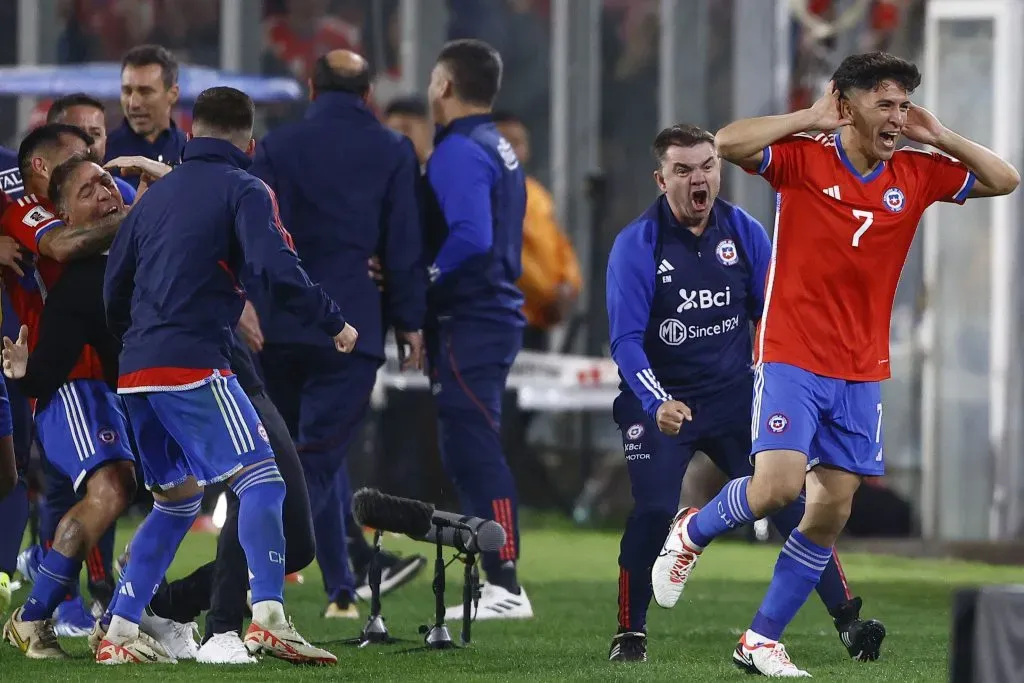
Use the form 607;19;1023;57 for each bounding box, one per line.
104;205;120;216
879;131;899;149
690;189;709;211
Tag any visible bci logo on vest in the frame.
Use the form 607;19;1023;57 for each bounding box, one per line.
677;287;731;312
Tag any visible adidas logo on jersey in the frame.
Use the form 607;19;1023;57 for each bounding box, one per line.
823;185;842;200
657;259;675;274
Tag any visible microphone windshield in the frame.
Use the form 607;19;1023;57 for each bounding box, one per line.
351;488;433;537
474;520;507;553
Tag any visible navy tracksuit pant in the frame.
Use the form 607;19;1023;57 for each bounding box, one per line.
426;319;522;580
261;343;379;604
613;378;855;634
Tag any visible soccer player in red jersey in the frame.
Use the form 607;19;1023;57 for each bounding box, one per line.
650;52;1020;677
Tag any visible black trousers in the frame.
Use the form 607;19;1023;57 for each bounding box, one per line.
149;389;316;635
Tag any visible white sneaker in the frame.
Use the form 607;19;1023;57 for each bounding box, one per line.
733;632;811;678
196;631;256;664
444;582;533;621
139;611;199;661
651;507;703;608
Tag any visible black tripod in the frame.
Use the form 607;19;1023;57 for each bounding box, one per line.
344;530;397;646
419;519;482;649
422;521;456;649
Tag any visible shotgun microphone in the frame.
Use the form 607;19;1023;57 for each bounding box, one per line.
352;488;506;555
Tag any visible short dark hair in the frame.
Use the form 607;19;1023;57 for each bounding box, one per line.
18;124;95;180
311;55;371;97
491;111;522;126
192;87;255;137
652;124;715;164
832;51;921;98
436;39;503;107
383;96;428;119
47;93;105;124
121;44;179;90
48;152;94;215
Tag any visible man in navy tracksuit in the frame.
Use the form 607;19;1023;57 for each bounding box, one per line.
101;87;344;665
423;40;532;621
605;125;883;662
105;45;188;182
248;50;427;617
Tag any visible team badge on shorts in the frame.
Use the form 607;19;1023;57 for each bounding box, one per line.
257;423;270;444
882;186;905;213
715;239;739;266
766;413;789;434
626;423;644;440
97;428;118;445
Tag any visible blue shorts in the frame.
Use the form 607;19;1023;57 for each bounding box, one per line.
0;375;12;440
122;373;274;490
34;379;135;492
751;362;884;476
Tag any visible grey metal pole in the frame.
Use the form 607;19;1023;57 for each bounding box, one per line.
399;0;421;94
220;0;243;72
16;0;41;137
550;0;570;229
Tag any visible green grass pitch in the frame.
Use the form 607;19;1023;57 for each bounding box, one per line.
0;523;1012;681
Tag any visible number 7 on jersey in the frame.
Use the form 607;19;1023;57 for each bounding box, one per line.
851;210;874;248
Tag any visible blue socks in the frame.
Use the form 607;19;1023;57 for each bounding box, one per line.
688;476;754;547
111;494;202;625
231;461;287;605
767;493;850;611
21;548;80;621
750;529;833;640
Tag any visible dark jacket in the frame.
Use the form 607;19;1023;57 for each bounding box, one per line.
606;196;771;421
248;91;426;358
104;137;345;390
423;114;526;327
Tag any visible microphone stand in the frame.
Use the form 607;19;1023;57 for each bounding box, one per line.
461;551;480;645
422;521;455;649
343;530;397;646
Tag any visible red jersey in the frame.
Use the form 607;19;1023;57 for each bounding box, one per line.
1;194;106;382
751;132;974;381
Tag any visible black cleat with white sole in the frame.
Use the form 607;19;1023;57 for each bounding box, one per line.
354;553;427;601
608;631;647;662
830;596;886;661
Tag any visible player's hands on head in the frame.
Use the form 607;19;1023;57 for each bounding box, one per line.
902;103;946;147
656;399;692;436
395;329;425;372
236;300;264;352
334;323;359;353
807;80;852;132
0;236;29;277
2;325;29;380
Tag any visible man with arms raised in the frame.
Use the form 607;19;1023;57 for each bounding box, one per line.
651;52;1019;677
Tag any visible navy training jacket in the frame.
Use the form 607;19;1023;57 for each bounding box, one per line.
248;91;426;358
607;196;771;422
104;137;345;388
423;113;526;327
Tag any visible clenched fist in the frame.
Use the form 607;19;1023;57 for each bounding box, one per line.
333;323;359;353
656;399;692;436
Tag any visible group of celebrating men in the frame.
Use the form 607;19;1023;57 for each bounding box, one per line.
0;32;1013;678
0;38;531;666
